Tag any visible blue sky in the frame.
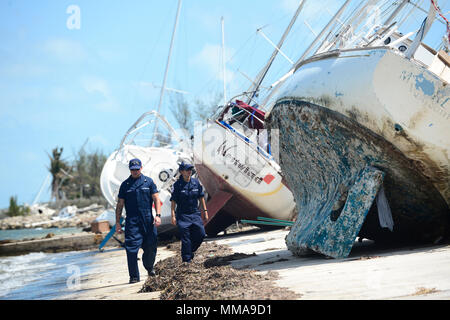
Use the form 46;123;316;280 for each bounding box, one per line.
1;0;449;209
0;0;319;208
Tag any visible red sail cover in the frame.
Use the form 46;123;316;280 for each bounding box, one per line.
235;100;265;129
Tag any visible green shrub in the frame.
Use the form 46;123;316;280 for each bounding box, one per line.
7;196;29;217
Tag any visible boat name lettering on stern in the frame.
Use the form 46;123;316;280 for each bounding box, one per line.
216;141;264;184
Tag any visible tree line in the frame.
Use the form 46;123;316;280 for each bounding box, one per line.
169;91;222;135
5;145;107;217
48;146;107;203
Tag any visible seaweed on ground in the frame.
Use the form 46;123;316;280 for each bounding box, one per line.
139;241;300;300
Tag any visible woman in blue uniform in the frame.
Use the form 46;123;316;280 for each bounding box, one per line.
170;162;208;263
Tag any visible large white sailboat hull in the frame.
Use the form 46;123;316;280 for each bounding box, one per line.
267;47;450;258
274;48;449;203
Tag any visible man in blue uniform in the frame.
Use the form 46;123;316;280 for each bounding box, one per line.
115;158;161;283
170;162;208;263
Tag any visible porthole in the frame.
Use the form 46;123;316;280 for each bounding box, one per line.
159;170;170;182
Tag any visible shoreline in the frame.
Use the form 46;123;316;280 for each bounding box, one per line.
59;244;176;300
59;228;450;300
0;226;84;242
1;248;113;300
0;231;122;256
3;227;450;300
0;204;106;231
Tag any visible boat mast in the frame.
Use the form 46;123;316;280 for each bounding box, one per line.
32;173;51;205
246;0;306;105
383;0;410;26
294;0;351;64
260;0;351;108
317;0;377;52
152;0;183;145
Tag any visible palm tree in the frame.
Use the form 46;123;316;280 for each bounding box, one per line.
47;147;70;202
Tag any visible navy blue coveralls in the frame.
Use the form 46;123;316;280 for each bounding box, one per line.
170;176;206;262
118;174;158;280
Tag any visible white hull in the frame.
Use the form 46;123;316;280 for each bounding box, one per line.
272;47;449;204
194;120;296;221
100;145;191;232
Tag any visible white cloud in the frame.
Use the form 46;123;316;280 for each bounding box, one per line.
1;63;49;78
131;81;158;103
82;77;110;96
186;4;231;35
43;38;87;63
281;0;343;23
190;43;236;85
81;76;120;112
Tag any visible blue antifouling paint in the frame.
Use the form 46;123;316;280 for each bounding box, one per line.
415;74;435;96
286;166;384;259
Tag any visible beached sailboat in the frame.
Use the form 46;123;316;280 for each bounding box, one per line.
194;97;297;236
100;111;192;234
100;0;192;234
264;0;450;258
192;3;311;236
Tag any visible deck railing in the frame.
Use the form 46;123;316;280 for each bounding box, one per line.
212;92;274;162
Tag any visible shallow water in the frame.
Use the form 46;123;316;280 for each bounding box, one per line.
0;249;100;300
0;227;84;241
